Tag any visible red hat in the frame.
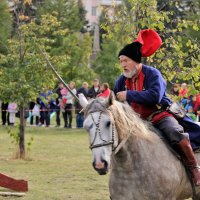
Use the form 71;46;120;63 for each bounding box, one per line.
134;29;162;57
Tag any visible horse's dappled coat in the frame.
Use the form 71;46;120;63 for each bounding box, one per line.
84;98;200;200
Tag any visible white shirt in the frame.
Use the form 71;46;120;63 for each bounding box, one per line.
66;88;77;104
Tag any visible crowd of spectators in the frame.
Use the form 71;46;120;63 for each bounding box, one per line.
172;83;200;122
0;79;111;128
1;80;199;128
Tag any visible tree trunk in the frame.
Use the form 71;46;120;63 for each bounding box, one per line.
19;107;25;159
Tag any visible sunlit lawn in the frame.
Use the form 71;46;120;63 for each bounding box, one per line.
0;125;109;200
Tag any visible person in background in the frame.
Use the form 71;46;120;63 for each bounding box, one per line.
7;102;17;126
193;95;200;116
64;81;76;128
179;83;188;98
180;97;188;110
37;90;56;127
37;95;46;127
197;104;200;122
54;82;64;127
172;83;180;96
1;102;10;125
75;82;88;128
97;82;111;98
87;79;101;99
186;106;197;122
29;101;39;126
60;86;68;128
44;91;56;127
44;91;51;127
184;95;194;112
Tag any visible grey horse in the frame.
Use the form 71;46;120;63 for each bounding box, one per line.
83;96;200;200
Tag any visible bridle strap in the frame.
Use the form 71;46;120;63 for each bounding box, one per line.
89;141;114;150
89;112;116;151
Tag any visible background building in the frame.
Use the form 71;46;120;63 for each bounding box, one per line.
81;0;122;59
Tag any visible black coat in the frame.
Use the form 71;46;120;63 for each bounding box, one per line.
87;86;101;99
75;87;88;114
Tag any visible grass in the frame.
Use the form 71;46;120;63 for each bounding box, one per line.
0;126;109;200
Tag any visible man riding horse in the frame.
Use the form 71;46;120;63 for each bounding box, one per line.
114;29;200;186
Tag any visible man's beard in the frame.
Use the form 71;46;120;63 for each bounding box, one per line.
123;69;136;78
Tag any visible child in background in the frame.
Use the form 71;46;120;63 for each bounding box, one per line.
179;83;188;98
186;106;197;122
7;102;17;125
97;83;111;98
172;83;179;96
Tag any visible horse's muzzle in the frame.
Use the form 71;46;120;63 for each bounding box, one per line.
93;160;108;175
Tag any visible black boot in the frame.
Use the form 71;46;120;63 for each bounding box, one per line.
177;138;200;186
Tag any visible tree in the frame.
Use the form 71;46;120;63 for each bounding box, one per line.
93;39;121;89
38;0;87;32
0;0;12;53
0;0;96;158
37;0;96;86
0;12;70;158
94;0;200;92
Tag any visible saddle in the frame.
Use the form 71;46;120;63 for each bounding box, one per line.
148;124;181;159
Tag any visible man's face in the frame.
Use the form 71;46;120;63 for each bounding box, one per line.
69;82;75;89
173;86;179;92
59;83;64;89
83;83;88;89
93;80;99;87
119;55;139;78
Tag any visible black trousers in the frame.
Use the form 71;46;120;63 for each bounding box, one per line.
56;108;60;126
154;116;188;144
1;102;10;125
30;115;39;125
44;111;50;126
62;104;73;127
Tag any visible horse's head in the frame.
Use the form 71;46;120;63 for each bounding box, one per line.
83;94;119;175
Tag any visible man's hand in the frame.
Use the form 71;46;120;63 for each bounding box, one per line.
116;91;127;102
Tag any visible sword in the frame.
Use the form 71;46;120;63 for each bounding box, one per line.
37;46;79;102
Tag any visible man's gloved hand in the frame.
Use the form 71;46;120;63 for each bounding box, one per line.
116;91;127;102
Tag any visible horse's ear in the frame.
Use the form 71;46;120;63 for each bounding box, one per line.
78;93;89;108
108;91;115;106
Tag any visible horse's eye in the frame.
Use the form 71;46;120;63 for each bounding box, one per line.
106;121;111;127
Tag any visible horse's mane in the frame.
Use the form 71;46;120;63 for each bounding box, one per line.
109;100;154;141
84;98;155;141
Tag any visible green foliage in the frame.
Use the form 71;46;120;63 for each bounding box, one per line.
0;0;12;53
6;126;20;145
0;0;95;158
38;0;87;32
0;13;68;105
37;1;96;87
95;0;200;91
6;126;34;152
61;32;96;86
93;40;122;89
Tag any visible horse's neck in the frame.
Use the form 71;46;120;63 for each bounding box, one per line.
110;134;199;200
112;134;172;171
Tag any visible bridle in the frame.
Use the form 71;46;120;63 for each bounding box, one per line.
89;111;117;151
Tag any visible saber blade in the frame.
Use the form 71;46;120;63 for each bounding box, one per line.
38;46;79;102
